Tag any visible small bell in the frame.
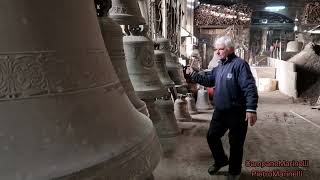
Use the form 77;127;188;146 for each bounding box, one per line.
155;98;180;154
154;98;180;138
174;94;192;122
196;88;213;110
144;99;162;124
186;93;198;115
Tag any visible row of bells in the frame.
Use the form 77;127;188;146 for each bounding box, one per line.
174;89;214;122
0;0;190;179
101;0;192;178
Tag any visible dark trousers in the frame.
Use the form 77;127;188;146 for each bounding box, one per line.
207;107;248;175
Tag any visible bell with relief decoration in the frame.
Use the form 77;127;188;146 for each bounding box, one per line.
186;93;198;115
109;0;146;25
0;0;161;179
123;35;168;99
286;41;303;53
174;94;192;122
97;1;149;116
154;50;175;88
196;88;214;110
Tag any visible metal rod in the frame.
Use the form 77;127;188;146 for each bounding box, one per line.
290;110;320;129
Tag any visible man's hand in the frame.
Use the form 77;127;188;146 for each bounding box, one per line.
186;58;199;75
186;66;194;75
245;112;257;126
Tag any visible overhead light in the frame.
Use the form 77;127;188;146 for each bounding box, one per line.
265;6;285;11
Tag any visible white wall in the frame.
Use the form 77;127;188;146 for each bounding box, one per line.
268;58;298;98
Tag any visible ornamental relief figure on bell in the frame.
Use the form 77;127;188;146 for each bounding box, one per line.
0;54;48;99
0;50;113;101
109;6;129;14
135;46;154;68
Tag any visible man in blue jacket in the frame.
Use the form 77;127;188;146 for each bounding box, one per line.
186;36;258;180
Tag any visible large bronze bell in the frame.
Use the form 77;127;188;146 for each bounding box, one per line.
171;53;189;94
186;93;198;115
174;94;192;122
98;3;149;116
123;35;168;99
110;0;167;99
109;0;146;25
196;88;214;110
172;53;188;86
0;0;161;179
154;38;187;87
154;50;175;88
110;0;178;156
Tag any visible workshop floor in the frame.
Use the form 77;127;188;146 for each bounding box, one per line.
153;91;320;180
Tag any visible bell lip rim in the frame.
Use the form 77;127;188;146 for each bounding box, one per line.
163;83;175;88
176;118;193;122
50;129;161;180
153;38;170;43
108;15;146;25
158;132;180;138
123;36;151;43
154;50;166;55
135;90;168;99
195;107;214;110
188;111;199;115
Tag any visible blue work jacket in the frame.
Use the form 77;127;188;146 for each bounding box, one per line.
191;53;258;112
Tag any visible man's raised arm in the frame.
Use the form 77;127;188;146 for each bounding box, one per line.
187;67;217;87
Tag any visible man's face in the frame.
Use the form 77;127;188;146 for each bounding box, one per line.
215;43;234;60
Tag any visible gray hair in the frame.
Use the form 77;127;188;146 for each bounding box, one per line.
214;36;235;48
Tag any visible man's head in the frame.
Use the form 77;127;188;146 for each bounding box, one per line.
214;36;235;60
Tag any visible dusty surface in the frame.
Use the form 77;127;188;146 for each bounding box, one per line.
154;91;320;180
294;44;320;105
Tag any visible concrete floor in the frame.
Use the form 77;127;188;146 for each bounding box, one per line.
154;91;320;180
